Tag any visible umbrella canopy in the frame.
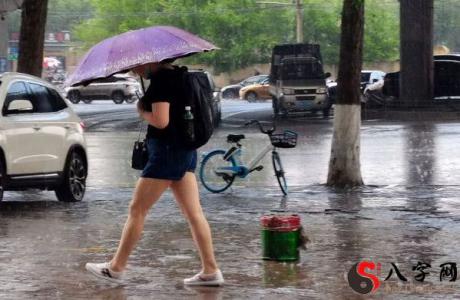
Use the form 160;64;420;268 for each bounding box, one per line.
66;25;218;87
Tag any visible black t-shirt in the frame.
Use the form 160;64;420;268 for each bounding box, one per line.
141;67;184;143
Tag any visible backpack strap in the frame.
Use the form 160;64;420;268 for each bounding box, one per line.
176;66;193;107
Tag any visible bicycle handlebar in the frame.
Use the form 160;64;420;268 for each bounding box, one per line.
244;120;276;135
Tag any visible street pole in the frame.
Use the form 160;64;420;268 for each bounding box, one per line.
256;1;303;43
0;18;8;71
0;0;24;71
295;0;303;43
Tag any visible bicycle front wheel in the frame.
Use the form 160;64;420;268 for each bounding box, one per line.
272;151;288;195
200;150;236;193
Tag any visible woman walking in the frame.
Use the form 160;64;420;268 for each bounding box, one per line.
85;61;223;286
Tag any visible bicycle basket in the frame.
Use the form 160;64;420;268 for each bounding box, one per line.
270;130;298;148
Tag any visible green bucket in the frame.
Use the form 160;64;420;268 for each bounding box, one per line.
260;215;301;261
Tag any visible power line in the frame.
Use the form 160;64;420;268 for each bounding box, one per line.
45;3;344;18
43;0;405;19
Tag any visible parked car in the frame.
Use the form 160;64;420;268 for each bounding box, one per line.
65;73;142;104
0;72;88;202
269;44;332;117
327;70;386;104
382;54;460;100
221;74;269;99
360;70;386;92
239;78;271;102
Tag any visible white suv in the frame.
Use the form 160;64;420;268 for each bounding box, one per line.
0;72;88;202
65;73;142;104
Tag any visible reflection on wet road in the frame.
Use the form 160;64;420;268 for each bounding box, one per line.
84;121;460;188
2;101;460;298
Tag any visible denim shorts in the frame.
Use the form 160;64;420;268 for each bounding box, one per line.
141;138;197;181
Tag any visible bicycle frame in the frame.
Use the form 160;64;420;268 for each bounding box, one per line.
212;140;275;179
248;143;275;170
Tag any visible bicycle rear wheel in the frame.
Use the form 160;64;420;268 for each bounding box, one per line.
272;151;288;195
200;150;236;193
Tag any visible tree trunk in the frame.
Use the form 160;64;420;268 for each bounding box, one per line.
400;0;434;107
327;0;364;187
17;0;48;77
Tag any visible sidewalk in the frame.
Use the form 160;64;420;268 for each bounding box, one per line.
2;183;460;299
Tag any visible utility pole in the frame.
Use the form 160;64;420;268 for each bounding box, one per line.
0;17;8;72
0;0;24;72
295;0;303;43
257;1;304;43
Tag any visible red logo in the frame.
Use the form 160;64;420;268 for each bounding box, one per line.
348;261;381;294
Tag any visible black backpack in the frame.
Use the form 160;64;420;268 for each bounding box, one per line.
178;67;214;149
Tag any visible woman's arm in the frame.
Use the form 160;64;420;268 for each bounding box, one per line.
138;101;170;129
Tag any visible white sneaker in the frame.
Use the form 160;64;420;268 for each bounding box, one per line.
85;262;123;284
184;269;224;286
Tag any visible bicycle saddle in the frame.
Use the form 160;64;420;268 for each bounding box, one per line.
227;134;245;143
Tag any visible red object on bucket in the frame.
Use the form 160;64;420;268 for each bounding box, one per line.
260;214;301;232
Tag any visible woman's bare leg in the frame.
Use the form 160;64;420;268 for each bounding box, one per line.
110;177;171;272
171;172;218;274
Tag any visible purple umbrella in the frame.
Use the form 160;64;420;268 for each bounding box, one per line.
66;25;218;87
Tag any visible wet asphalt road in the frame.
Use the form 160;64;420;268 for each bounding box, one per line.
2;100;460;299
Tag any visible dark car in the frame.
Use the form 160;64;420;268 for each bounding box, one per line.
221;75;269;99
383;54;460;99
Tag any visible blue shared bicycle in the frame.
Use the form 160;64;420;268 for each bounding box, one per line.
199;120;297;195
